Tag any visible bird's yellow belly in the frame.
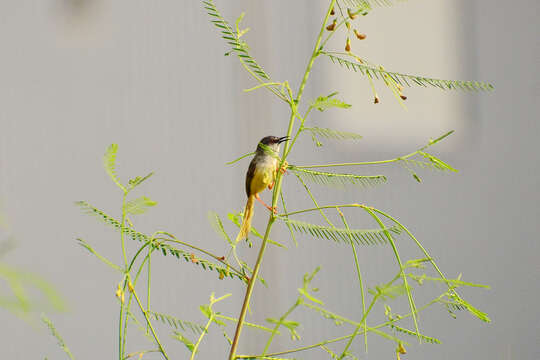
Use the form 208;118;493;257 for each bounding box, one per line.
250;166;274;195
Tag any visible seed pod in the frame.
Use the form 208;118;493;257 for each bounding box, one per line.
374;95;380;104
398;343;407;355
347;8;357;20
345;37;351;52
400;94;407;100
326;19;337;31
354;29;367;40
330;7;335;15
346;21;351;30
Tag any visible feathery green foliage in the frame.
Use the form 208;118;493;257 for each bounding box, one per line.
41;314;75;360
323;52;494;91
72;1;492;359
302;127;362;141
389;324;441;344
343;0;407;9
76;201;243;281
280;217;401;245
310;92;352;111
149;311;206;335
290;167;387;188
125;196;157;215
203;0;270;80
103;144;126;192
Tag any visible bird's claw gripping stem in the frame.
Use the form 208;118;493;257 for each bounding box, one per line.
255;194;278;214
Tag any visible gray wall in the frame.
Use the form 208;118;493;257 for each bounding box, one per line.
0;0;538;359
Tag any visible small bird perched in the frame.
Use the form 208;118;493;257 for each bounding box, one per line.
236;135;289;242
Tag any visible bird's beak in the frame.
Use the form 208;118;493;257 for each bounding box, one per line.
278;136;290;144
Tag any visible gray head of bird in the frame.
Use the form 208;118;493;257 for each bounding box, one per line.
256;135;289;154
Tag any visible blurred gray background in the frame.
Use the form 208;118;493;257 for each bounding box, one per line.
0;0;538;359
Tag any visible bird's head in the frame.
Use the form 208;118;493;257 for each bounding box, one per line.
258;135;289;153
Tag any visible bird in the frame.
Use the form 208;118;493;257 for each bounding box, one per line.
236;135;289;242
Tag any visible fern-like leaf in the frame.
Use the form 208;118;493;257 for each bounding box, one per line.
323;52;493;91
149;311;206;334
103;144;126;192
291;166;386;188
279;217;401;245
343;0;408;9
41;314;75;360
310;92;352;111
203;0;270;80
76;201;244;282
389;324;441;344
302;127;362;141
125;196;157;215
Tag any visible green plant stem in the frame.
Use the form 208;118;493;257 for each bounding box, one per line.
369;207;460;297
130;280;169;360
157;238;244;278
146;249;151;333
297;131;454;169
262;300;300;355
364;208;420;339
338;211;368;353
124;349;160;360
293;173;333;227
237;294;445;359
227;3;336;359
191;315;214;360
338;296;378;359
119;191;128;360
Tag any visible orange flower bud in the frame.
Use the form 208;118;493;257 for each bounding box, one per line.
345;37;351;52
354;29;366;40
326;19;337;31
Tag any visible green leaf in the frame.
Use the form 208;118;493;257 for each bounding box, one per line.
41;314;75;360
323;52;494;92
310;92;351;112
76;201;245;282
208;211;233;245
279;217;401;246
291;167;386;189
125;196;157;215
266;318;301;341
127;172;154;189
389;324;441;344
369;283;407;300
103;144;126;192
408;273;489;288
203;0;271;80
149;311;206;334
172;331;195;353
302;127;362;141
76;238;122;272
298;288;324;305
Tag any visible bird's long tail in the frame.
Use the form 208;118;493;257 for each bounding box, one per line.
236;195;255;242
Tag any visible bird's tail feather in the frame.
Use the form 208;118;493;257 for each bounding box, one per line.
236;195;255;242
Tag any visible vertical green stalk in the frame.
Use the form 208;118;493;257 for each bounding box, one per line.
364;207;420;339
129;279;169;360
147;249;151;333
227;2;336;359
338;211;368;353
262;300;300;355
191;315;214;360
119;191;128;360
